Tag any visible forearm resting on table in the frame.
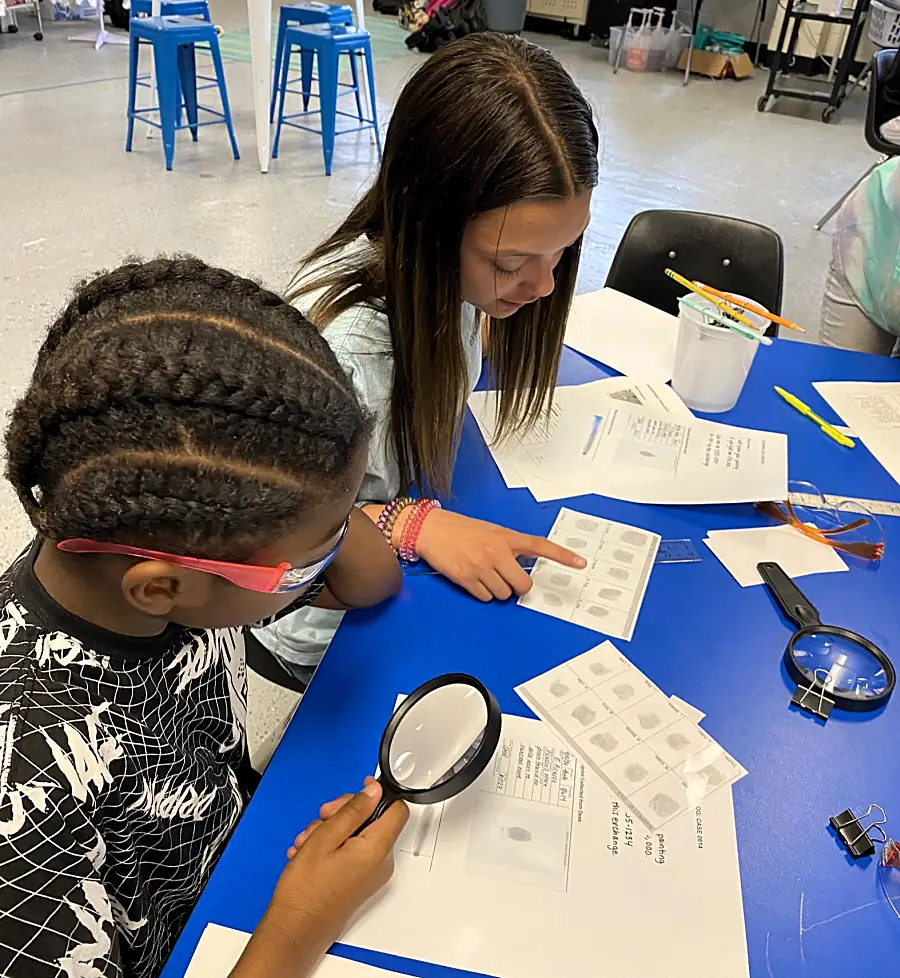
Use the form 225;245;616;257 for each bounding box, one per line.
228;908;329;978
315;507;401;610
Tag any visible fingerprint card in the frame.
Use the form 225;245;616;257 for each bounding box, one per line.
516;642;748;830
518;508;660;641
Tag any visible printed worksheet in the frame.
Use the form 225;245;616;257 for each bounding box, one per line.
523;404;788;505
814;381;900;487
467;377;690;497
518;508;660;641
516;642;748;830
345;712;749;978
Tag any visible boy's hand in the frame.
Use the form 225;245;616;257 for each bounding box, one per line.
231;782;408;978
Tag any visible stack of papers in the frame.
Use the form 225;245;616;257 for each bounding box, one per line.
564;288;680;382
814;381;900;487
703;524;848;587
469;379;789;505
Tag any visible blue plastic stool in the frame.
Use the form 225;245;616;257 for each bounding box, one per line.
269;3;356;124
126;16;239;171
273;23;380;175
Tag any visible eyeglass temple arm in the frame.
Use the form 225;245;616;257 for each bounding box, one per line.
757;561;823;629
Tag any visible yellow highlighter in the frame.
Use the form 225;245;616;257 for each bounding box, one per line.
774;386;855;448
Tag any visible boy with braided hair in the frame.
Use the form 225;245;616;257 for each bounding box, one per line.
0;256;406;978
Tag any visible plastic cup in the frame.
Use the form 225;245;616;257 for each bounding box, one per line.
670;293;768;413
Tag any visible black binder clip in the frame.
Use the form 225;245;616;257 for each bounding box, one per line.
791;668;835;721
830;804;888;859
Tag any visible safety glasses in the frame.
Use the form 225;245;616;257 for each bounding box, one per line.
755;481;884;561
57;519;349;594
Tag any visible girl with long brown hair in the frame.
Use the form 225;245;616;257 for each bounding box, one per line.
254;31;600;684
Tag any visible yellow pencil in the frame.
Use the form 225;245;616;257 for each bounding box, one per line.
664;269;759;330
695;282;805;333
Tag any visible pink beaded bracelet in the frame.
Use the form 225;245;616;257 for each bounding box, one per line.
376;496;413;552
398;499;441;563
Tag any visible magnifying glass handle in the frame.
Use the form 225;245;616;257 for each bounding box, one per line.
352;780;400;838
757;561;822;628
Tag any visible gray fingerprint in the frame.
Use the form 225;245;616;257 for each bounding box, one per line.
571;703;597;726
590;732;618;752
612;549;635;564
649;794;681;817
565;537;587;550
598;587;622;600
700;765;724;787
575;519;600;532
613;684;635;701
585;605;609;618
506;826;532;843
621;531;647;547
666;732;690;751
543;592;564;607
549;680;569;698
549;573;571;588
607;567;629;581
588;661;609;676
638;712;660;730
624;763;647;783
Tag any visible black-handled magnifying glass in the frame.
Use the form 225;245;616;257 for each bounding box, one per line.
355;673;502;834
758;561;895;719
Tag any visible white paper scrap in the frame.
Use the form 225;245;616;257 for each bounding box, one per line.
345;711;749;978
516;642;747;831
184;923;403;978
670;694;706;724
519;508;660;640
704;524;848;587
564;288;680;383
813;381;900;487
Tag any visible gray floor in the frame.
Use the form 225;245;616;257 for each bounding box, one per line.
0;12;878;759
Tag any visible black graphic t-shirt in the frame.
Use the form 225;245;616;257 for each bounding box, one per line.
0;541;322;978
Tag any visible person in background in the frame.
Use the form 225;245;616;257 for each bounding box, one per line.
0;257;405;978
820;156;900;356
253;32;600;686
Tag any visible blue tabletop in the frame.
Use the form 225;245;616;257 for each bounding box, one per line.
162;339;900;978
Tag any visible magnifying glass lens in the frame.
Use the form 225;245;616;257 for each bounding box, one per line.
790;630;891;699
388;683;489;790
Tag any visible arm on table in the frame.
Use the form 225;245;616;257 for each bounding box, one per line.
313;507;401;611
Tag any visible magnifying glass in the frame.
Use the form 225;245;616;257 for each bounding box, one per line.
758;561;895;719
356;673;502;833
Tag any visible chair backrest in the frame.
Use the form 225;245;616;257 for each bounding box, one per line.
604;209;784;337
866;48;900;156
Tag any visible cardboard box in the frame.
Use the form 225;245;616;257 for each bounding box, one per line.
677;49;754;79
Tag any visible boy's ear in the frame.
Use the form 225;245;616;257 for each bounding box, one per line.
121;561;215;617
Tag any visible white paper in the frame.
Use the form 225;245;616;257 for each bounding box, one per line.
184;923;402;978
564;288;680;383
518;507;660;640
670;694;706;724
467;376;690;495
346;712;748;978
704;524;848;587
516;643;747;831
523;404;788;505
813;381;900;487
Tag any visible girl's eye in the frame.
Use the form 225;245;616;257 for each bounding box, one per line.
493;263;521;278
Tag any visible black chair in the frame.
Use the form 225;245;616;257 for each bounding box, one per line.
815;48;900;230
605;209;784;337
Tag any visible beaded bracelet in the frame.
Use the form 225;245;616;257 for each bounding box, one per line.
398;499;442;563
376;496;414;552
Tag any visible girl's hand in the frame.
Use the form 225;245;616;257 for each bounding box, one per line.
412;509;587;602
231;783;408;978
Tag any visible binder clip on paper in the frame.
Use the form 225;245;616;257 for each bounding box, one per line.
792;667;835;720
830;804;888;859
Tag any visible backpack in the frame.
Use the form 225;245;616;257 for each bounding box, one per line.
405;0;486;52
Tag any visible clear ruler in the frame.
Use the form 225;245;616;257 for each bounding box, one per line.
789;492;900;518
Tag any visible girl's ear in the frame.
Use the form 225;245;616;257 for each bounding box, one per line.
121;561;215;618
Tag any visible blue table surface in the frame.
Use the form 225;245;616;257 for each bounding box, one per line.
162;339;900;978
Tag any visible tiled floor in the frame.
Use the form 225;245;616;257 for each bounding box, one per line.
0;10;879;758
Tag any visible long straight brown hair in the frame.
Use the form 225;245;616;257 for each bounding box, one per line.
289;33;599;494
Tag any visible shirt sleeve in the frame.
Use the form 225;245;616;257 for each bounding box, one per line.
0;704;123;978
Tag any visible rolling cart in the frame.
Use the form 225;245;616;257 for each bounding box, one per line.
0;0;45;38
757;0;871;122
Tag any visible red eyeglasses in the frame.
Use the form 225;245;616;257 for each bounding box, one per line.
57;519;349;594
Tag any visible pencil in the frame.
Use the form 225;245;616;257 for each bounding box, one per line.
694;282;805;333
664;269;759;330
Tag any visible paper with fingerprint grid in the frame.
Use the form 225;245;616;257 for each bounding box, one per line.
518;508;659;641
516;641;748;830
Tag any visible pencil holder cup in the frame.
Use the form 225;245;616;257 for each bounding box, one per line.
671;293;767;413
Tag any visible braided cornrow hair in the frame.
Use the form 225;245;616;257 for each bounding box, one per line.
5;256;370;562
